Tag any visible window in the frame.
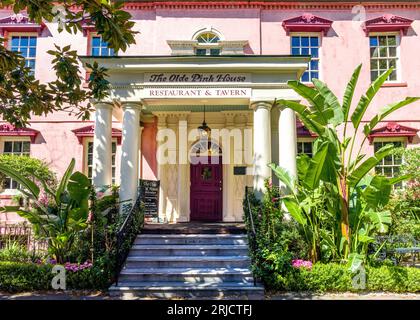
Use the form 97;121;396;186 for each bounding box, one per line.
10;36;37;73
374;141;403;186
369;35;398;81
2;140;30;189
291;35;320;82
297;141;313;157
87;141;117;184
91;36;115;56
194;32;221;56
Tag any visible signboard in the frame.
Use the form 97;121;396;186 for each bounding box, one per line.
138;179;160;220
144;88;251;98
145;73;250;83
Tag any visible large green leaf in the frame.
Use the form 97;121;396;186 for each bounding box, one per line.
367;210;392;233
283;197;307;226
361;175;392;208
303;141;329;189
56;158;75;205
347;252;365;273
342;64;362;124
68;171;91;203
348;143;394;187
0;163;40;198
313;78;344;126
277;99;325;136
269;163;295;194
363;97;420;136
351;68;393;130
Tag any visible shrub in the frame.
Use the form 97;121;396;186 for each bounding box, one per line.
0;241;44;263
278;263;420;293
0;154;57;188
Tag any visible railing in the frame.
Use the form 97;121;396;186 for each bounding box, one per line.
244;186;257;286
0;222;48;254
114;195;144;285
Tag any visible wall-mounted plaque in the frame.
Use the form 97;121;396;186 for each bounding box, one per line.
233;166;247;175
138;179;160;220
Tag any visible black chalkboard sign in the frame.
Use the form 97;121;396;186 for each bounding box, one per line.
138;179;160;219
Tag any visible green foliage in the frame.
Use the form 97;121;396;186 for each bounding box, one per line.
0;154;57;189
0;158;92;264
277;263;420;293
0;1;136;126
273;65;418;263
0;242;44;263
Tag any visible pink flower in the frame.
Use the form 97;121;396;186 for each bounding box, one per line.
292;259;312;270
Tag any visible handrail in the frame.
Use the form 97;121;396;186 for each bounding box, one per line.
244;186;257;286
114;195;144;286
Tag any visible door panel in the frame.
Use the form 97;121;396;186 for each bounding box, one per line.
190;156;223;221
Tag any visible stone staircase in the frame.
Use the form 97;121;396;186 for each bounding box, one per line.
109;224;265;299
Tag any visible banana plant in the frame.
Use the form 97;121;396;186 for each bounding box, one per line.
0;158;92;263
274;64;419;259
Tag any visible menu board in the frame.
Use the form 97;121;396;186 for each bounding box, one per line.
138;179;160;219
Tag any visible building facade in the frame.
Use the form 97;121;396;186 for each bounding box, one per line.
0;0;419;223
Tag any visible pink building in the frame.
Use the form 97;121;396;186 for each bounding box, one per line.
0;0;419;224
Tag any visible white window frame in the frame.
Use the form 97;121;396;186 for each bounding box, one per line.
0;137;31;194
297;137;315;157
193;31;222;56
8;32;38;75
90;33;116;57
290;32;322;83
83;138;118;185
368;32;401;83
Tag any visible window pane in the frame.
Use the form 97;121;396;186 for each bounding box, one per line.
195;49;206;56
22;142;30;153
92;37;101;47
11;180;19;189
301;37;309;47
3;178;11;189
13;141;22;153
370;47;379;58
304;142;312;154
379;36;387;46
311;71;319;80
92;48;100;56
311;48;319;58
310;37;319;46
101;48;108;56
371;71;378;81
297;143;303;154
301;47;309;55
388;47;397;57
11;37;20;47
369;36;378;47
20;37;29;47
379;47;387;57
291;47;300;55
389;70;397;81
4;141;12;153
29;37;37;46
301;72;309;82
379;59;387;69
291;37;300;47
112;142;117;153
310;60;318;71
388;36;396;46
210;48;220;56
88;142;94;153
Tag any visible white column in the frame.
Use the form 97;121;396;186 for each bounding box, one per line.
251;101;272;199
278;107;297;182
177;113;189;222
119;102;142;210
92;102;113;188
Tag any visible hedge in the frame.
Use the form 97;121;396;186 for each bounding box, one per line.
0;261;110;293
273;263;420;293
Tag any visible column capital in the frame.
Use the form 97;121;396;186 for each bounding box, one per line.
250;100;274;111
93;101;114;110
121;101;143;111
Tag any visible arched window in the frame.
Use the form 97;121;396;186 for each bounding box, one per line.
194;31;221;56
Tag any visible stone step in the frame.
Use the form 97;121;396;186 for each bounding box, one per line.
135;234;248;245
142;223;246;235
128;244;249;256
109;281;264;299
119;267;254;283
125;255;251;269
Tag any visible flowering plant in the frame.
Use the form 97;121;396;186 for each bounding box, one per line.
64;261;93;272
292;259;312;270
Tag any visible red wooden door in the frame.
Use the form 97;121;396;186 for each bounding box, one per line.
190;156;223;222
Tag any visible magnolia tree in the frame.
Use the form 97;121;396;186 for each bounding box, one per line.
0;0;136;127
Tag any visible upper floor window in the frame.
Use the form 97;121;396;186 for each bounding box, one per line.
2;140;30;189
369;34;398;82
194;32;221;56
10;35;37;73
91;36;115;56
291;35;320;82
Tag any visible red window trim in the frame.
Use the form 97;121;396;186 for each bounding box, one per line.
72;125;122;145
0;124;39;143
282;13;333;36
0;14;46;40
368;122;418;144
363;14;413;36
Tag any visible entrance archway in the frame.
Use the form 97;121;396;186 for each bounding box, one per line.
189;140;223;222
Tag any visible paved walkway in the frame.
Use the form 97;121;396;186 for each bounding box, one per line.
0;291;419;300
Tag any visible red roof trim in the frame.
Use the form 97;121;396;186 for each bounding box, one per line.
72;125;122;144
0;13;46;36
0;124;39;143
368;122;418;144
296;120;317;138
282;13;333;35
363;14;413;35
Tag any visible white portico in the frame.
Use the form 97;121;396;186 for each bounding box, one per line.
81;55;309;222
